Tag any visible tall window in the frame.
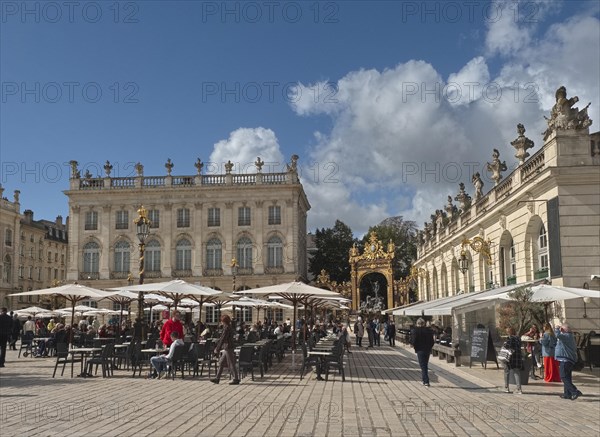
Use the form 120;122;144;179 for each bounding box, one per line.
539;226;549;273
4;229;12;247
3;255;12;282
236;237;253;269
81;300;98;309
37;267;41;281
268;206;281;225
116;210;129;229
238;207;251;226
28;266;33;279
83;241;100;273
175;238;192;270
267;236;283;268
114;240;131;273
510;240;516;277
148;209;160;228
206;306;220;324
145;240;161;272
266;308;284;322
206;238;222;270
85;211;98;230
235;307;252;323
208;208;220;227
177;208;190;228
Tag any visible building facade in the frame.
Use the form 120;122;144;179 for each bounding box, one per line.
64;156;310;301
0;187;20;308
413;86;600;332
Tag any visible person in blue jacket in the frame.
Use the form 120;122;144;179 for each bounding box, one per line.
555;323;582;400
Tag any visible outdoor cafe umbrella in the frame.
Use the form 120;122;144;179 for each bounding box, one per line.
8;283;116;344
16;306;53;317
237;281;341;350
221;296;287;322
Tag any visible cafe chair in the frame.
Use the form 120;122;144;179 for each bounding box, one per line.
52;342;83;378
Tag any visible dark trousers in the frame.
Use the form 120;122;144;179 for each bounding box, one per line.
0;336;8;366
357;336;363;347
416;350;431;384
388;336;395;346
9;334;18;350
559;360;578;398
375;334;380;346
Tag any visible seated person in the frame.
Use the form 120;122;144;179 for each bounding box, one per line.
273;324;284;339
35;324;67;357
149;331;184;379
439;327;452;345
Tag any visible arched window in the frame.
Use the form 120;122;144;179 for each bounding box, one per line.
145;240;161;272
83;242;100;273
206;238;222;270
510;239;517;278
267;236;283;268
114;240;130;273
3;255;11;283
538;226;549;277
236;237;253;269
175;238;192;270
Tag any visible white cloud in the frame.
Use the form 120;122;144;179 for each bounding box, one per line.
209;127;285;174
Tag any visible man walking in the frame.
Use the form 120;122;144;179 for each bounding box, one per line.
0;308;14;367
410;318;434;387
555;323;582;400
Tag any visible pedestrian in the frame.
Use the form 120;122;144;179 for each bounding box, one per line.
210;314;240;385
502;327;524;394
410;318;434;387
355;317;364;347
540;322;561;383
10;313;20;350
366;319;374;348
0;307;14;367
555;323;582;400
387;319;396;347
374;319;381;347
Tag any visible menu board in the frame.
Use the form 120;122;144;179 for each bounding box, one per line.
469;327;498;369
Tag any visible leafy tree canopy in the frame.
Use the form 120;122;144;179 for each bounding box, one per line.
497;286;549;336
308;220;357;283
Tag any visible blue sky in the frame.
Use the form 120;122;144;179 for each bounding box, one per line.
1;0;599;236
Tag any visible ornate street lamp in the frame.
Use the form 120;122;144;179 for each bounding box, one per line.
231;258;238;320
134;206;151;339
459;236;492;274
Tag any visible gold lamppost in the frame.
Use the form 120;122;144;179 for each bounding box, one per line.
231;258;238;320
459;236;492;274
134;206;151;340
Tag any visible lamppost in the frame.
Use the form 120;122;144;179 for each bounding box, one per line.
134;206;151;340
459;236;492;274
231;258;238;321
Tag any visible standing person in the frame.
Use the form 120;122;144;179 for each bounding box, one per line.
0;308;14;367
410;318;434;387
23;316;35;335
555;323;582;400
355;317;364;347
210;314;240;385
540;322;561;383
502;327;524;394
387;319;396;347
374;319;381;347
10;314;21;350
524;324;541;379
366;319;374;348
160;310;184;347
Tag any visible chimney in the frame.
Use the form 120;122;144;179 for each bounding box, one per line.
24;209;34;223
56;215;63;226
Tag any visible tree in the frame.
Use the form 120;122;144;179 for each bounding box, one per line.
309;220;357;283
497;286;548;336
362;217;418;279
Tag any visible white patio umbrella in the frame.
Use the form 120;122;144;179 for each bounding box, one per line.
237;282;341;349
9;283;116;344
16;306;53;317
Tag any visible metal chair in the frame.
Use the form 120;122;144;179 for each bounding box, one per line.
52;342;83;378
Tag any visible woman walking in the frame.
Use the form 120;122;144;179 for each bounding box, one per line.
540;323;561;383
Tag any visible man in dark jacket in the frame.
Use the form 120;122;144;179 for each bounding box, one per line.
10;313;21;350
0;307;14;367
410;318;434;387
211;314;240;385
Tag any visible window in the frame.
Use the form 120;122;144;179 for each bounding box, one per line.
238;207;251;226
113;302;122;311
54;269;58;280
206;306;220;324
3;255;12;282
538;225;549;273
267;236;283;268
206;238;222;270
510;240;516;277
175;239;192;270
28;266;33;279
145;240;161;272
235;307;253;323
4;229;12;247
54;253;58;262
29;247;34;258
38;249;43;260
268;206;281;225
47;251;51;262
148;209;160;228
236;237;253;269
266;308;284;323
208;208;220;227
18;265;24;278
37;267;41;281
177;208;190;228
114;240;131;273
116;210;129;229
85;211;98;230
20;245;24;257
83;242;100;273
30;234;34;242
61;254;65;265
81;300;98;309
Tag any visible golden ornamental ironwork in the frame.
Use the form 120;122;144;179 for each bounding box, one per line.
349;232;395;263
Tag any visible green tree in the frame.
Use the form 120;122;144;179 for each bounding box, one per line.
497;286;549;336
309;220;357;283
362;217;418;279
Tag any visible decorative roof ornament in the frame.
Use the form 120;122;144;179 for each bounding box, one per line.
194;158;203;175
135;162;144;177
511;123;535;165
224;160;234;174
69;160;80;179
543;86;592;140
104;160;113;177
486;149;508;186
454;182;472;212
445;195;458;221
471;172;484;200
165;158;174;176
255;157;264;173
286;154;299;173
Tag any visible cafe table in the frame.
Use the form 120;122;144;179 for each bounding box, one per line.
68;347;102;378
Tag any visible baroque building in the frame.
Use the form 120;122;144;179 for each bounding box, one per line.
0;186;69;309
413;86;599;332
64;155;310;302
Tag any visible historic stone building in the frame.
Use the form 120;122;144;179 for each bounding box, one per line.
0;186;69;309
64;155;310;302
413;86;600;332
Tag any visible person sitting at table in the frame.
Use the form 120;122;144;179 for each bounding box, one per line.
160;310;184;348
210;314;240;385
149;331;184;379
47;319;56;332
87;325;97;337
35;323;67;357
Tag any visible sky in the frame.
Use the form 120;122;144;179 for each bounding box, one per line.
1;0;599;237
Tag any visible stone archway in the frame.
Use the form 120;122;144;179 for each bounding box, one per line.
349;232;395;311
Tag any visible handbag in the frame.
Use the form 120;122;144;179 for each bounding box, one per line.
498;344;514;362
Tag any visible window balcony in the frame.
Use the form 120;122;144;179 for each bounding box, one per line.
203;268;223;277
145;270;162;279
110;271;130;280
171;269;192;278
79;272;100;280
506;276;517;285
534;269;549;280
237;267;253;275
264;266;284;274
